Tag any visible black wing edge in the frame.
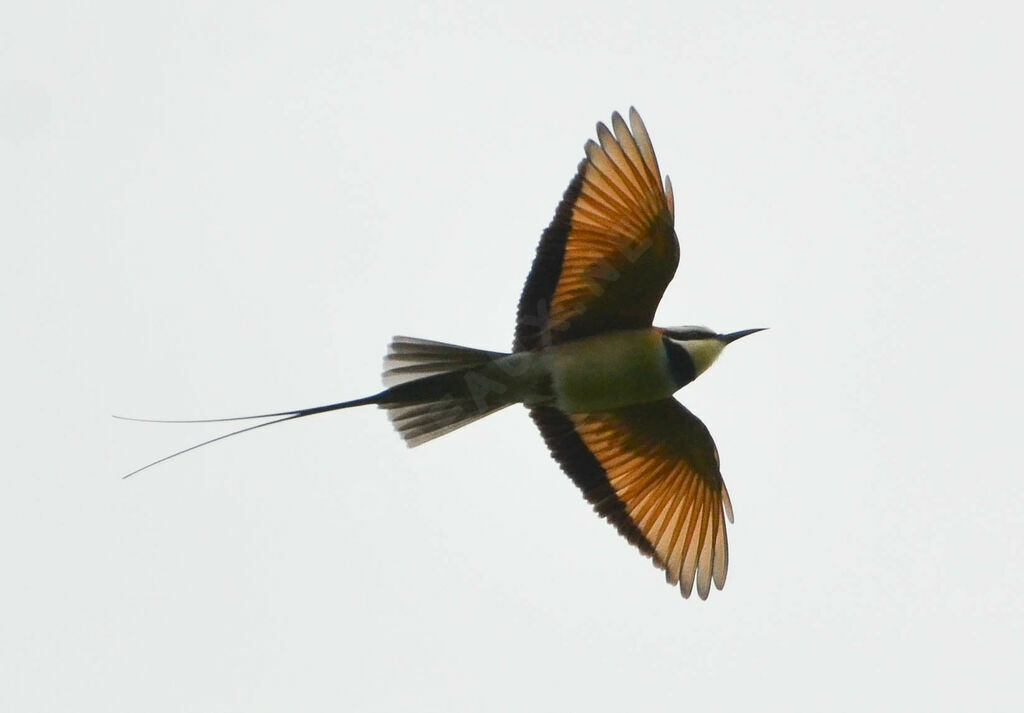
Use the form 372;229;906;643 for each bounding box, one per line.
528;406;656;559
512;160;586;352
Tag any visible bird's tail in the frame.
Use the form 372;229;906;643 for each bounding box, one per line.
119;336;519;476
379;336;518;447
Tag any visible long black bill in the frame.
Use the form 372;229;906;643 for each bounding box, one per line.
720;327;768;344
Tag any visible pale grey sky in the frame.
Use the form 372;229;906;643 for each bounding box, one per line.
3;1;1023;710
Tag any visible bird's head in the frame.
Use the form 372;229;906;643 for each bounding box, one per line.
662;326;766;381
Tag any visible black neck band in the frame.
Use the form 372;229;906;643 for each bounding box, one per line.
662;337;696;388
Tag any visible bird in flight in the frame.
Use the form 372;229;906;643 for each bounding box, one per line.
123;108;764;599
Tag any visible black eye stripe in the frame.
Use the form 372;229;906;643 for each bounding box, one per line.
664;329;712;340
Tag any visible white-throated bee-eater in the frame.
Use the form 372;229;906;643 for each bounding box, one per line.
124;108;764;599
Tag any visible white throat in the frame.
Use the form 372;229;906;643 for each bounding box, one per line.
681;338;725;377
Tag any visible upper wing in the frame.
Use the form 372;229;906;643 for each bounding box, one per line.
514;108;678;351
530;398;733;599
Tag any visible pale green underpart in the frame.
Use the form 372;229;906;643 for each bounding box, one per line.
544;329;676;412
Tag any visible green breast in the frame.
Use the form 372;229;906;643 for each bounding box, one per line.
546;329;676;412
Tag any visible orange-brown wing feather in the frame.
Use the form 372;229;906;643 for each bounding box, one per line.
530;398;733;599
514;108;678;351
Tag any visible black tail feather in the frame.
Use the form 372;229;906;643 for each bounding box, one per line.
117;394;381;479
120;337;516;477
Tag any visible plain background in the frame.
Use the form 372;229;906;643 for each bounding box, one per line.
3;1;1022;710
